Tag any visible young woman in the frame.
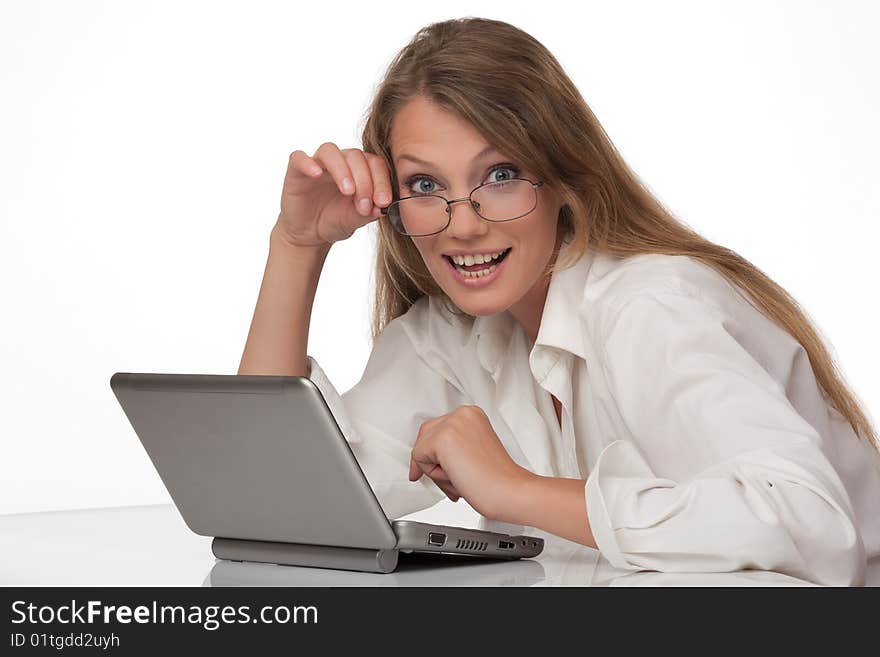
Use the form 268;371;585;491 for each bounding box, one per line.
239;17;880;586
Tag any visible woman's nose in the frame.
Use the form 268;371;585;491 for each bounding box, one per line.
444;198;489;239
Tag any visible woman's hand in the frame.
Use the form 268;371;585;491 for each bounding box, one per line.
408;405;536;522
275;142;393;248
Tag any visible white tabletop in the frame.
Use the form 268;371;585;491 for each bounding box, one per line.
1;504;877;586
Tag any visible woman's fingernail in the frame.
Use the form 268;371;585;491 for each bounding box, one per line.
377;192;390;204
342;177;354;194
358;198;371;213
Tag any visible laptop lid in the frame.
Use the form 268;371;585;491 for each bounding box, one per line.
110;372;398;551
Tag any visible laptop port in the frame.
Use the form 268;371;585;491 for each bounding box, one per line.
428;532;446;547
498;540;514;549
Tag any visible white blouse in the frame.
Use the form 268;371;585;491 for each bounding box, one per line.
306;239;880;586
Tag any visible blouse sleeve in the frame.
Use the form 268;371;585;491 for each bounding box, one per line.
304;314;467;520
584;289;866;586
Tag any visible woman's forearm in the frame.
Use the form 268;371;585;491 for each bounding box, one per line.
505;473;597;549
238;220;332;376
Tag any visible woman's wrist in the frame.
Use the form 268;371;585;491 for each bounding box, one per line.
269;221;333;261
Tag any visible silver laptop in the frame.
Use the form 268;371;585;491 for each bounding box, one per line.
110;372;543;573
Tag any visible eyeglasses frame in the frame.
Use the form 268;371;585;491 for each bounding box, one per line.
379;177;545;237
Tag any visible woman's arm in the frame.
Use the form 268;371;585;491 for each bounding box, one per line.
505;474;597;548
238;221;332;376
493;286;865;585
579;289;865;585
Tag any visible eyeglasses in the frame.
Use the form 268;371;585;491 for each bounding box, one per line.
380;177;545;237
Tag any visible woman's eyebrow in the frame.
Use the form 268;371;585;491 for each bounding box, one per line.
396;145;501;167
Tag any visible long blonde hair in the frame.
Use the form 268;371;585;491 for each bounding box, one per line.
358;17;878;455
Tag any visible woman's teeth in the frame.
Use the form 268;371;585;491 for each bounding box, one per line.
447;248;510;278
456;262;498;278
448;249;507;267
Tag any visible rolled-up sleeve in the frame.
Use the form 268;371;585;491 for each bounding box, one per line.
305;315;466;520
585;290;866;586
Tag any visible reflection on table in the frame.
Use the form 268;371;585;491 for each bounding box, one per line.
204;532;819;587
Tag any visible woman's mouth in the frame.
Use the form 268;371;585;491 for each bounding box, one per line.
442;247;512;287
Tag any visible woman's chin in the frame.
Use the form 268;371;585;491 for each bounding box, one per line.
449;294;508;317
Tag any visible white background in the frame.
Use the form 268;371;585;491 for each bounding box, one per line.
2;0;877;519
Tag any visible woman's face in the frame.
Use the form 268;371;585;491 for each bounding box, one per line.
389;95;564;319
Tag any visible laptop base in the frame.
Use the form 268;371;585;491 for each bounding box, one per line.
211;536;400;573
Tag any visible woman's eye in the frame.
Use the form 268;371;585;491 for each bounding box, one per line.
487;165;519;183
409;178;438;194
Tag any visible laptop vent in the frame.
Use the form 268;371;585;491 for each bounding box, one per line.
455;538;488;551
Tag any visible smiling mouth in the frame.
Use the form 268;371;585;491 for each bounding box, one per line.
443;247;512;270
